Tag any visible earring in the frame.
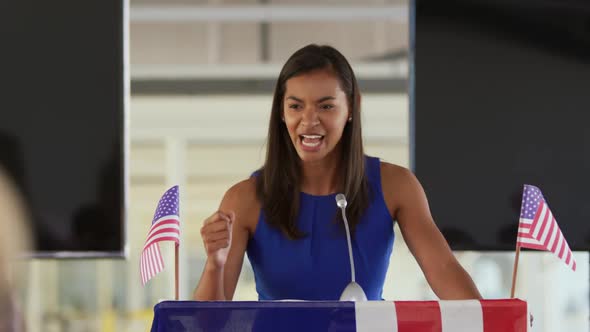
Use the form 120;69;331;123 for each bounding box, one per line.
348;117;352;122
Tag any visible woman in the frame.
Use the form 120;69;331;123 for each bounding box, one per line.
194;44;481;301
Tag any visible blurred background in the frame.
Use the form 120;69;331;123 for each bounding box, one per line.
2;0;589;331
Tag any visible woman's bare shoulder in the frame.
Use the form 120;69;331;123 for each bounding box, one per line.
379;161;417;217
380;161;414;185
225;177;258;200
220;177;261;234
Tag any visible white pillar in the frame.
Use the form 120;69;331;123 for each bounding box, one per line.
96;260;113;331
165;137;187;300
25;261;42;332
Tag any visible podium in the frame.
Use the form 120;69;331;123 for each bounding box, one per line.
151;299;529;332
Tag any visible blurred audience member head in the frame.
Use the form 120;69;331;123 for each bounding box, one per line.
0;166;30;331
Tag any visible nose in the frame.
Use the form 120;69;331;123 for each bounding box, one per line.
300;107;320;128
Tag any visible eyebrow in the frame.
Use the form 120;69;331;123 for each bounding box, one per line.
285;96;336;103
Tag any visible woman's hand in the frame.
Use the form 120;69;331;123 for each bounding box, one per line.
200;210;235;270
193;178;257;301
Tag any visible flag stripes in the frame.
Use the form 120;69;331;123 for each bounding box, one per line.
140;218;180;285
141;243;165;286
355;301;397;332
142;218;180;250
440;300;483;332
354;300;528;332
481;299;530;332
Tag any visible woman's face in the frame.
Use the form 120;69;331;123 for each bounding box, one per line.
282;69;350;163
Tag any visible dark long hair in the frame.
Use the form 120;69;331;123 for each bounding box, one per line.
255;44;369;239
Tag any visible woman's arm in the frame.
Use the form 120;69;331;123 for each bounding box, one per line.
193;179;257;301
382;163;482;300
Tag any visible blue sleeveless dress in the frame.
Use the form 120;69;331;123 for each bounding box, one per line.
246;156;395;300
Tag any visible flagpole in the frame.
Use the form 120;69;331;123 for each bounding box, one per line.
510;245;521;298
175;244;179;300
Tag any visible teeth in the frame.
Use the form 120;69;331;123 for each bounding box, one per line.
300;134;323;148
302;140;321;147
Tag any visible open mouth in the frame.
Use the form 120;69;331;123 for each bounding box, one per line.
299;134;324;148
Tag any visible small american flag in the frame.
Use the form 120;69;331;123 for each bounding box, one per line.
517;184;575;271
140;185;180;286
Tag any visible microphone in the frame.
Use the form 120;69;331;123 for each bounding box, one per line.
335;193;367;301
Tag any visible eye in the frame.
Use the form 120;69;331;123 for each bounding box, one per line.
288;104;302;110
320;104;334;110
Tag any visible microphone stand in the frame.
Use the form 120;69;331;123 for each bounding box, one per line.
336;194;368;301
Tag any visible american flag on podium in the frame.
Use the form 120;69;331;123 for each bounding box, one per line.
140;185;181;285
517;184;575;271
151;299;531;332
